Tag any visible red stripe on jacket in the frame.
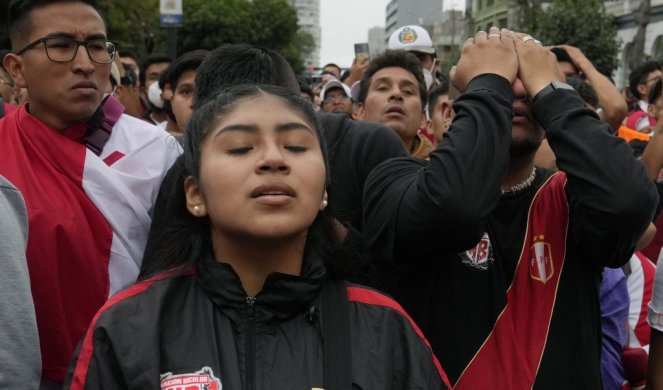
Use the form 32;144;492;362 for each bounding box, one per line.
69;268;192;388
71;276;451;388
347;286;452;389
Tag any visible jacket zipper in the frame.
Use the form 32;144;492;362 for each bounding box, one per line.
245;296;256;390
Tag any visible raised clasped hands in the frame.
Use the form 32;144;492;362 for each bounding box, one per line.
512;31;565;98
452;27;565;98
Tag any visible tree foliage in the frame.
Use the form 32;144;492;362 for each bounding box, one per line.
1;1;12;49
178;0;310;74
525;0;620;76
511;0;544;33
98;0;165;58
68;0;311;74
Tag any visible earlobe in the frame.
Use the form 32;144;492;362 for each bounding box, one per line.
184;176;207;217
320;191;328;211
355;103;364;119
113;85;123;97
441;101;454;130
3;53;27;88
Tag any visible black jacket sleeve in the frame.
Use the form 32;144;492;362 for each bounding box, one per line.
318;113;408;231
363;74;514;266
64;326;129;390
534;88;659;268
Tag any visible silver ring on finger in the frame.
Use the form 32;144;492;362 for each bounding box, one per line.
534;39;542;45
522;36;535;43
488;34;501;39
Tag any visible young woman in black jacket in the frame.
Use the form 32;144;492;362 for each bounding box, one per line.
65;85;450;390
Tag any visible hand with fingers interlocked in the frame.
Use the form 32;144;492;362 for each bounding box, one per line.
452;27;518;93
512;31;566;99
453;28;566;101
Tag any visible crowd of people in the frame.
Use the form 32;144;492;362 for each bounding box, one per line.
4;0;663;389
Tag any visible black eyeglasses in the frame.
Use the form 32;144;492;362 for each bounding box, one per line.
15;36;116;64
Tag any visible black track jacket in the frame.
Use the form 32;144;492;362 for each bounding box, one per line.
65;252;450;389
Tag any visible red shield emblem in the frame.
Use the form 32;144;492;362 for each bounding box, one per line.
530;235;554;283
460;232;494;270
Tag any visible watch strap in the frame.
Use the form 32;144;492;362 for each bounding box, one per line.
531;81;574;105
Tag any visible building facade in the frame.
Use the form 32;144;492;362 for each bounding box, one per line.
470;0;663;88
606;0;663;88
288;0;321;68
368;26;386;58
385;0;444;38
380;1;466;65
470;0;510;32
431;9;468;64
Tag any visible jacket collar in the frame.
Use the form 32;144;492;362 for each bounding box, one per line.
196;248;327;322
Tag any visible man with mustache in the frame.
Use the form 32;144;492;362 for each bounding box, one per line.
355;49;434;159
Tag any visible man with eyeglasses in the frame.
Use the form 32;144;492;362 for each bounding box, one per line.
626;61;663;132
319;79;354;116
0;1;180;387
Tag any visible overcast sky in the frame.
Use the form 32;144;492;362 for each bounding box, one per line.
318;0;465;68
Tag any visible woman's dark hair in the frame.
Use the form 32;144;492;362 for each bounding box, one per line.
140;85;359;280
193;44;300;109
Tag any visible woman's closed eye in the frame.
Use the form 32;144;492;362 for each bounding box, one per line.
285;145;308;153
227;146;253;155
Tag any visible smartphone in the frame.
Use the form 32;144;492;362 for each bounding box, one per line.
354;43;370;61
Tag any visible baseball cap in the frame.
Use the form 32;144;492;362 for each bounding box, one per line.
350;80;361;102
320;79;352;101
388;25;435;54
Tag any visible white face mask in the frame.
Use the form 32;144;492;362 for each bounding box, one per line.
423;68;434;91
147;82;164;109
422;59;438;91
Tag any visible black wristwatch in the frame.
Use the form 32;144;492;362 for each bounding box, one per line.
530;80;575;105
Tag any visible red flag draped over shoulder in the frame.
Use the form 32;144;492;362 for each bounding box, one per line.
0;102;180;381
0;106;112;381
455;172;570;389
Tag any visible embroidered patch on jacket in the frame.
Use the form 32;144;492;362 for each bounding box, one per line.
460;232;494;270
530;234;554;284
160;367;222;390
